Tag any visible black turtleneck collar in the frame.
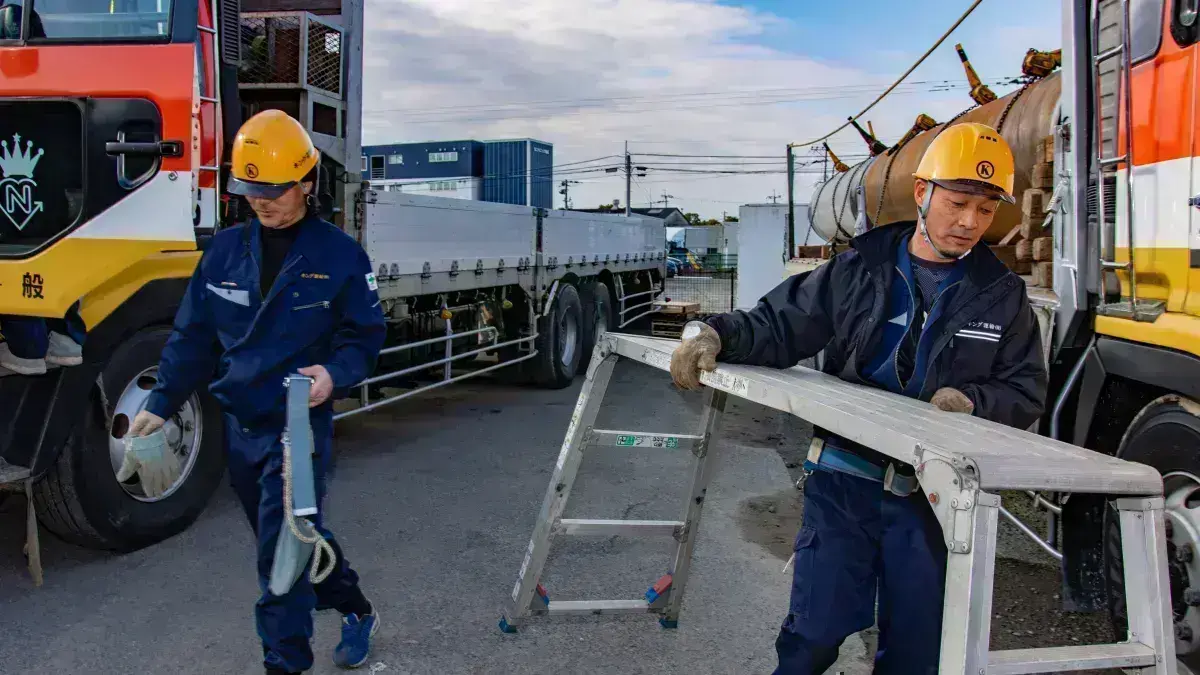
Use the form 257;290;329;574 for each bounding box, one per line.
259;218;303;294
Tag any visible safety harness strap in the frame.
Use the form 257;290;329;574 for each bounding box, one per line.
803;437;920;497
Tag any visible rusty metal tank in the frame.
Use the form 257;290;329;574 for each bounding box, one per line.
808;72;1061;245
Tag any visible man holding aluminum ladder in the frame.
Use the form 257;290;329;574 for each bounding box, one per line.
119;111;387;674
671;122;1048;674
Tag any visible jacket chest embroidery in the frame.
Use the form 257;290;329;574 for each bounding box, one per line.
957;320;1003;343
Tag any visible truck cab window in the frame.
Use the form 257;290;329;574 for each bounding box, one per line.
21;0;171;40
1131;0;1165;62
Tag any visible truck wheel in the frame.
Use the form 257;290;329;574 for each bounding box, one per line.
1103;394;1200;670
33;327;225;552
579;280;615;366
530;283;583;389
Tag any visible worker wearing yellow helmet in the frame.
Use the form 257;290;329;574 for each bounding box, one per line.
669;121;1046;673
911;121;1017;260
124;110;387;674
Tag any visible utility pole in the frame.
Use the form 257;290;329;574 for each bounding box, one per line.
786;145;795;259
559;179;580;209
624;141;632;216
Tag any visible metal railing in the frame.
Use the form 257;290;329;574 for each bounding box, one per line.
614;270;661;328
334;324;538;421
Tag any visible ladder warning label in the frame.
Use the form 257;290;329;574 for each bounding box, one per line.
616;435;679;448
705;371;749;396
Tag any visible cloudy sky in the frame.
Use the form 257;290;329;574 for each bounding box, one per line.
361;0;1061;219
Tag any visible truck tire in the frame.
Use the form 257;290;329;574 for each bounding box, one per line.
33;327;225;552
579;280;615;366
530;283;583;389
1103;394;1200;670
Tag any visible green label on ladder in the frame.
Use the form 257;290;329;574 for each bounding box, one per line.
616;435;679;448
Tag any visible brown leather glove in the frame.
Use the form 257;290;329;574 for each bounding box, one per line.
930;387;974;414
670;321;721;390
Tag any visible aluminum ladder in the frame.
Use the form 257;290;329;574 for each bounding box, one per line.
502;333;1175;674
1091;0;1163;321
499;341;727;633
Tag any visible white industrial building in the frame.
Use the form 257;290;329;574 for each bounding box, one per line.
369;177;483;201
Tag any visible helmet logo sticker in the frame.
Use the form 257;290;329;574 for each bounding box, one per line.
976;161;995;179
245;163;259;179
294;149;312;169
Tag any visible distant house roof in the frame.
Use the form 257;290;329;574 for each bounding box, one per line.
571;207;688;226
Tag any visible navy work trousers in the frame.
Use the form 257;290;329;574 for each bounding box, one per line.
773;469;947;674
225;414;367;673
1;304;87;359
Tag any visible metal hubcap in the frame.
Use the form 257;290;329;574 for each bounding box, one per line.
107;367;203;502
1164;471;1200;657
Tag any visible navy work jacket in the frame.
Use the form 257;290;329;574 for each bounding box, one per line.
705;221;1047;445
146;214;386;431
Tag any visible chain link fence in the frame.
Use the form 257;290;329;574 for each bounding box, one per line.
662;253;738;315
306;18;343;96
238;13;343;97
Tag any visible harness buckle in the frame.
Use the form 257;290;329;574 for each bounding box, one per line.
883;463;920;497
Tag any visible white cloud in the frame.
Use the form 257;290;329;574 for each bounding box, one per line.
361;0;1061;220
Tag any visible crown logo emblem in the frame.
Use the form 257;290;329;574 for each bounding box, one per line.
0;133;45;231
0;134;44;178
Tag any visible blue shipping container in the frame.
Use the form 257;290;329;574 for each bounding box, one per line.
482;139;553;209
361;141;483;181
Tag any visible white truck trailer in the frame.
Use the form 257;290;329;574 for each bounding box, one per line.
0;0;664;561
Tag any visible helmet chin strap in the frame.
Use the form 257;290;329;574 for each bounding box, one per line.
916;184;972;261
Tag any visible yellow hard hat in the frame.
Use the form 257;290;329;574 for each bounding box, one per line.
913;122;1016;204
227;109;320;199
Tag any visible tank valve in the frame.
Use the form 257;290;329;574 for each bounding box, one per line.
956;43;997;106
890;114;939;155
823;142;850;173
1022;48;1062;80
847;117;888;156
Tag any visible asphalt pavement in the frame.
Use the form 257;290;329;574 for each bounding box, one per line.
0;357;1113;674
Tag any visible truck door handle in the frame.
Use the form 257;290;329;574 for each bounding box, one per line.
105;140;184;158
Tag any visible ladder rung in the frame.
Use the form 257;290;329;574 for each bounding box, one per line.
1099;154;1128;168
197;24;216;34
1102;260;1131;270
200;95;219;104
987;642;1155;674
589;429;703;450
1094;44;1125;63
544;599;652;616
553;519;684;537
199;165;221;172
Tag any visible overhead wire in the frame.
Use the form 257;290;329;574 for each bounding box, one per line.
788;0;987;148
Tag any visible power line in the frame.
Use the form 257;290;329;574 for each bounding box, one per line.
364;78;1019;125
789;0;987;148
363;78;994;116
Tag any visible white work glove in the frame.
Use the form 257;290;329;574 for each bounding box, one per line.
670;321;721;390
116;412;180;498
129;410;166;437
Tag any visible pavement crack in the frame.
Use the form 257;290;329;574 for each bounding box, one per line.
603;500;650;552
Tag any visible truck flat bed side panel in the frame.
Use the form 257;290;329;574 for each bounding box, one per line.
363;192;537;278
541;210;663;268
608;333;1163;495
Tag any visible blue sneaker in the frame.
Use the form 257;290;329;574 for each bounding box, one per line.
333;608;380;668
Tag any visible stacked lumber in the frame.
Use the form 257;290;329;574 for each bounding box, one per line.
989;135;1056;287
